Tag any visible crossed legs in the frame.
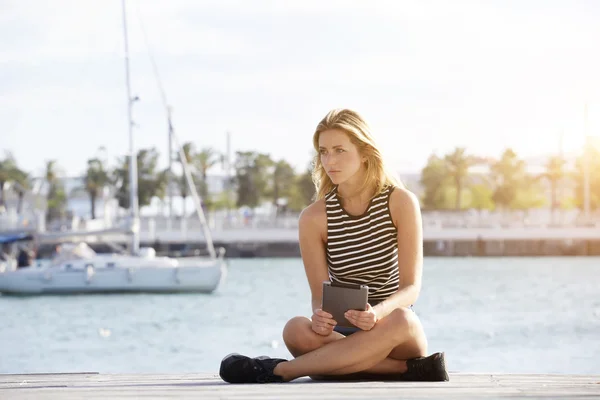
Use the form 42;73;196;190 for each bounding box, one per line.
274;307;428;381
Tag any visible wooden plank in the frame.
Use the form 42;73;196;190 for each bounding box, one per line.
0;373;598;399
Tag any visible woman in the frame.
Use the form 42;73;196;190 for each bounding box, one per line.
220;108;448;384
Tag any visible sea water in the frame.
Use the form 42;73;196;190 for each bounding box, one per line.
0;257;599;374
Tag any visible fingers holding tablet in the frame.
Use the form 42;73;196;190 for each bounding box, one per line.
344;303;378;331
311;308;337;336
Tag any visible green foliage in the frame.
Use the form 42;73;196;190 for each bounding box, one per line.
420;149;481;210
114;148;167;210
11;139;600;217
560;196;578;210
573;147;600;210
176;143;208;214
234;151;274;208
419;154;450;210
492;184;517;210
542;155;566;212
85;158;110;219
0;152;18;192
0;152;29;212
510;181;547;210
44;160;67;222
210;191;236;211
272;160;296;203
288;168;316;211
177;142;195;201
419;147;552;212
46;185;67;222
194;147;221;204
467;184;495;211
444;147;480;209
490;149;527;209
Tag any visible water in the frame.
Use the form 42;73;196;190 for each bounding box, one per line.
1;257;599;375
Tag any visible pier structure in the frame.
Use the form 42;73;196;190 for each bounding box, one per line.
1;372;598;399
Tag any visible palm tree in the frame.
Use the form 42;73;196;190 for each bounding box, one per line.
444;147;478;210
0;153;18;211
84;158;110;219
45;160;57;188
420;154;449;210
194;147;221;206
11;168;30;214
113;148;166;211
178;142;196;217
573;146;600;213
272;160;296;216
490;149;527;211
44;160;67;223
542;155;566;221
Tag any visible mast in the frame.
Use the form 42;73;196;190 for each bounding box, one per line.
130;3;219;260
168;114;173;220
122;0;140;254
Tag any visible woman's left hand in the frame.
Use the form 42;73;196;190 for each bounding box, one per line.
345;303;378;331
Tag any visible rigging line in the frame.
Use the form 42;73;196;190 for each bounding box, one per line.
132;0;170;111
130;1;218;259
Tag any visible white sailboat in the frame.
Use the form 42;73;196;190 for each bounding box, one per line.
0;240;225;295
0;0;226;295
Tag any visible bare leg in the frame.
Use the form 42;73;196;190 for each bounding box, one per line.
283;316;422;376
276;308;426;381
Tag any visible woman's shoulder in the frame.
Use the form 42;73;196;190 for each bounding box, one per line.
299;198;327;221
388;186;421;221
298;199;327;232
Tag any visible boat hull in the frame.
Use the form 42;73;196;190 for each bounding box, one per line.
0;259;225;295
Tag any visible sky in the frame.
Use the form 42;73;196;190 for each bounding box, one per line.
2;0;600;179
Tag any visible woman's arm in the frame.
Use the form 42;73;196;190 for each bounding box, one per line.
372;187;424;320
298;200;340;335
298;200;330;313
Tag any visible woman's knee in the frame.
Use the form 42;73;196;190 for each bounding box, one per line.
282;316;322;355
282;317;310;345
384;308;428;358
283;315;308;334
380;307;418;340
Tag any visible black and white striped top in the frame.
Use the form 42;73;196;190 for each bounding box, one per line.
325;185;399;304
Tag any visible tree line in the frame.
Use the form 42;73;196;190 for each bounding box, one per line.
419;147;599;214
0;144;599;223
0;144;315;222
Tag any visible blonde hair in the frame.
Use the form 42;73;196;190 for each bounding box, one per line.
311;108;403;200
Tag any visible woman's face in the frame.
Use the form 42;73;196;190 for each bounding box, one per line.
318;129;364;185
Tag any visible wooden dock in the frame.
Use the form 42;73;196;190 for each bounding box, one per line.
0;373;598;399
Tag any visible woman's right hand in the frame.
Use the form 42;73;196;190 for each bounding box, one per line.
311;309;337;336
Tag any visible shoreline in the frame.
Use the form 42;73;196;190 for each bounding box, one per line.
29;237;600;258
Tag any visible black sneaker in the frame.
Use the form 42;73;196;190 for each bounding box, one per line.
398;352;449;381
219;353;287;384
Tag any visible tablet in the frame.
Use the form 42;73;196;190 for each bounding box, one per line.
321;281;369;328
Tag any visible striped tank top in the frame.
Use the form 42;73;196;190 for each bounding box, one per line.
325;185;399;304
